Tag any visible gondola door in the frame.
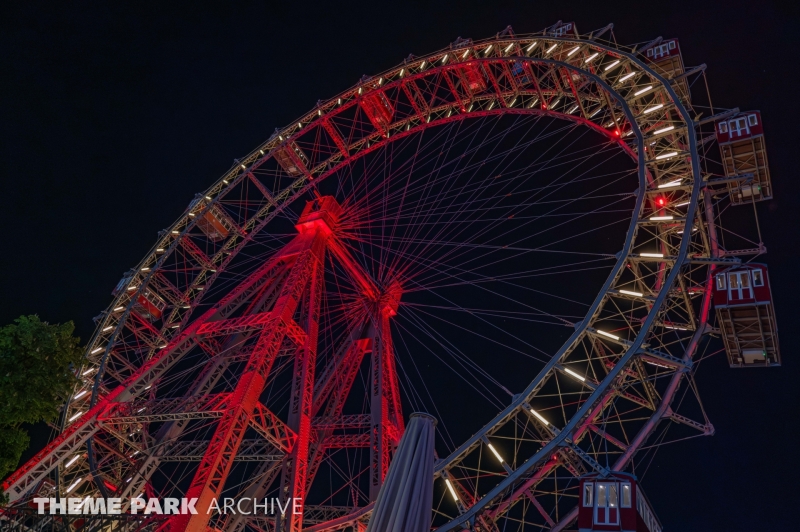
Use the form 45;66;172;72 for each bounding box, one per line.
594;481;620;526
728;270;753;302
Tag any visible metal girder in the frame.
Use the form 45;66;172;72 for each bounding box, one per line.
312;414;371;431
250;402;298;454
179;237;214;270
324;433;371;448
305;330;371;496
160;439;282;462
101;393;231;424
276;238;324;532
321;118;349;158
665;407;714;435
165;228;327;532
368;308;403;501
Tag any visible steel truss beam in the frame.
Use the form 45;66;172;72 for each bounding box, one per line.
8;23;741;532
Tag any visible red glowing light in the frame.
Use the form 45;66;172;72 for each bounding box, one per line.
614;129;620;136
656;197;666;207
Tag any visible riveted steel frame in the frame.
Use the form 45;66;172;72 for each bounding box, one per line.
5;22;734;532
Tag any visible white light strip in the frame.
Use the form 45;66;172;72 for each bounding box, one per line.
568;105;578;114
604;60;620;71
589;107;602;117
596;330;620;340
484;44;493;54
658;179;682;188
504;43;514;53
113;306;124;312
66;478;83;493
643;103;664;114
82;367;95;376
584;52;598;63
68;411;83;422
445;479;459;501
619;289;644;297
546;43;558;53
487;443;504;463
90;346;104;355
526;41;538;52
529;408;549;425
65;455;81;469
634;85;653;96
656;151;678;160
567;46;580;57
619;71;637;82
650;215;674;221
462;49;470;59
654;125;675;135
442;54;448;64
73;390;88;400
675;201;690;207
640;252;665;258
563;368;586;382
664;324;688;330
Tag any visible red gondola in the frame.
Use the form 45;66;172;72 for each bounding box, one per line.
713;263;780;367
715;111;773;204
360;89;394;132
134;287;167;321
644;38;690;103
549;21;578;38
458;61;487;94
578;472;661;532
274;141;310;177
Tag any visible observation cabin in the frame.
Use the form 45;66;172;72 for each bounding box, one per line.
715;111;772;204
133;288;167;321
188;197;238;242
714;263;780;367
644;39;689;104
578;472;661;532
274;139;310;177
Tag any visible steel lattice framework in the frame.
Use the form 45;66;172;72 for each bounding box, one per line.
3;21;762;532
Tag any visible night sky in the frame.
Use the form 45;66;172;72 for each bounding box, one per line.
2;1;799;530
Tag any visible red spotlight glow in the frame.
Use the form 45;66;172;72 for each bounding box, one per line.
656;197;666;207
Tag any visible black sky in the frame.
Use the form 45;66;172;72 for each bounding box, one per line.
2;1;799;530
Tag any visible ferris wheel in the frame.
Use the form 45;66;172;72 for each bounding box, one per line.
3;20;779;532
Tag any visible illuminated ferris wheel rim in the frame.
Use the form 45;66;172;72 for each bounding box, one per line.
124;28;697;520
7;24;720;532
92;29;699;367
